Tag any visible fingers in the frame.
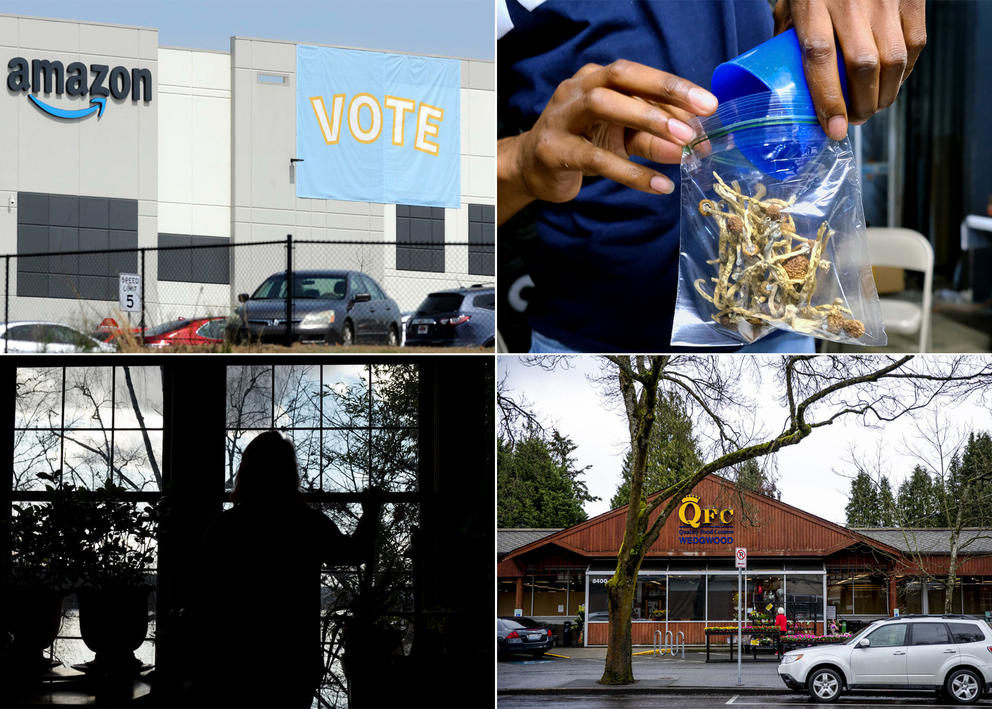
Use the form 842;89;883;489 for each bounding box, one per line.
899;0;927;82
573;88;699;147
871;2;908;110
829;1;880;124
773;0;793;35
580;59;719;117
626;130;687;165
791;0;849;140
563;134;675;195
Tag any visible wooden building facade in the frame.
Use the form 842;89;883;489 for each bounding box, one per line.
498;475;992;646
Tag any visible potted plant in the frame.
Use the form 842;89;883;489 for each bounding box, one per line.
69;481;158;677
1;472;79;678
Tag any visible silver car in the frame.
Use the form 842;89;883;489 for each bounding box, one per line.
779;615;992;704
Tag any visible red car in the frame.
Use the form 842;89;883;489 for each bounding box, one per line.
143;317;228;347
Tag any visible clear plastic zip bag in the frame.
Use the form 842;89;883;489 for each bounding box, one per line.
671;93;886;347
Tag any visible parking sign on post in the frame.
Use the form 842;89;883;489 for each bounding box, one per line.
119;273;141;313
735;548;746;686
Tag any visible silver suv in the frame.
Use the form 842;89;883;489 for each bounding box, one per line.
778;615;992;704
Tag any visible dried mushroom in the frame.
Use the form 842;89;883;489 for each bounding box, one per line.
692;172;865;342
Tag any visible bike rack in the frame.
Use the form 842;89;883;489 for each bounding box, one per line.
652;629;665;655
674;630;686;659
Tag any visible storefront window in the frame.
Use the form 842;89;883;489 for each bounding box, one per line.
787;575;824;621
745;576;783;622
897;578;923;614
961;579;992;615
497;579;519;616
827;570;854;615
668;575;705;621
567;573;585;615
706;576;738;622
852;575;888;615
927;580;949;614
634;577;667;621
587;577;609;622
528;574;568;616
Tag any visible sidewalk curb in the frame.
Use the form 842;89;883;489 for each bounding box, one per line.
498;685;793;696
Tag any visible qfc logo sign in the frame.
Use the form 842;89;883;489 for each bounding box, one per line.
677;494;735;546
7;57;153;120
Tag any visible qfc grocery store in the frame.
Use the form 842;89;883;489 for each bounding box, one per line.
497;475;992;646
0;13;493;327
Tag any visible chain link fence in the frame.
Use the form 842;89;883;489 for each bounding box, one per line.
2;236;494;349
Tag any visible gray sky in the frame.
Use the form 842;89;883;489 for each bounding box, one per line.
3;0;493;59
498;355;992;526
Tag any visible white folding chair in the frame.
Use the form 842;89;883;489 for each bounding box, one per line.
866;227;934;352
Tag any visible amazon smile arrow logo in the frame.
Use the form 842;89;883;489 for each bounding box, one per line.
29;94;106;119
8;56;152;122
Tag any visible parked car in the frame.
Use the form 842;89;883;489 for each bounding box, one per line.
1;321;116;353
497;616;554;659
142;317;229;347
405;285;495;347
236;270;402;346
779;615;992;704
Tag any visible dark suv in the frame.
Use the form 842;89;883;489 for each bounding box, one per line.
405;285;494;348
237;270;402;346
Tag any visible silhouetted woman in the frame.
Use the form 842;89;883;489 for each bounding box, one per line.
198;431;381;707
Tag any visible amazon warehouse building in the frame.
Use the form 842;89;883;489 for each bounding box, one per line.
0;13;494;329
498;475;992;646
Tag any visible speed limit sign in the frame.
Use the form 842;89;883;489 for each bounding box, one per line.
119;273;141;313
735;547;747;569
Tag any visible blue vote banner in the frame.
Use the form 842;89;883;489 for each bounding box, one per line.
296;45;460;208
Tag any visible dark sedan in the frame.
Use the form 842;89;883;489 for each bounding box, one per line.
237;270;401;346
497;617;554;659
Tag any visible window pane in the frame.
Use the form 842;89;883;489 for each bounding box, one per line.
867;623;906;647
787;575;824;621
948;622;985;644
226;366;272;429
529;575;567;616
273;364;321;430
853;576;888;615
828;571;855;615
284;428;322;491
634;577;666;621
64;367;113;428
321;365;369;428
911;623;950;646
370;427;418;492
321;428;370;492
62;431;112;488
746;575;784;621
371;364;418;429
588;578;608;621
707;575;738;622
113;367;164;429
668;575;705;621
113;431;164;492
962;582;992;615
15;367;62;428
898;578;923;614
13;429;61;491
927;581;948;614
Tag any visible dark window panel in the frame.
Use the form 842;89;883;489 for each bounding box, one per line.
49;195;78;227
49;227;79;276
78;275;108;300
16;272;48;298
157;233;192;283
79;198;109;228
191;236;231;285
109;230;138;275
78;229;111;277
108;198;138;231
18;192;49;225
48;273;80;299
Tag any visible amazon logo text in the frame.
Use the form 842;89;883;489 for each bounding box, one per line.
8;57;152;120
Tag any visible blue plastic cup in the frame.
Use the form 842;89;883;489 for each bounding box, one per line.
709;28;848;178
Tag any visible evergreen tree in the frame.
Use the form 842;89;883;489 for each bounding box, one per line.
608;391;702;509
736;458;781;499
497;430;598;527
959;432;992;526
897;465;939;526
877;476;896;527
845;471;880;527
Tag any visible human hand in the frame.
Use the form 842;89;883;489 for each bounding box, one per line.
498;60;719;225
775;0;926;140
